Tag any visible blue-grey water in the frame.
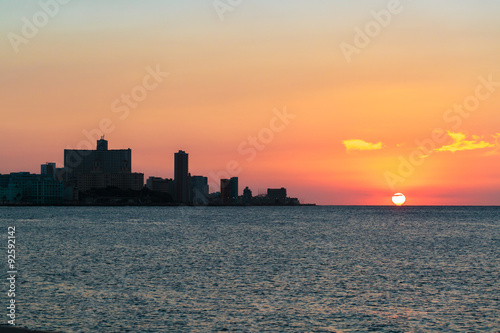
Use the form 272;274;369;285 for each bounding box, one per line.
1;206;499;332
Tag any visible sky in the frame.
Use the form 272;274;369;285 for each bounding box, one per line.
1;0;500;205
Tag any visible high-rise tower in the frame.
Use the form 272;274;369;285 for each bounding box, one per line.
174;150;189;203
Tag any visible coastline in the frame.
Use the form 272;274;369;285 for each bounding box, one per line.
0;203;316;207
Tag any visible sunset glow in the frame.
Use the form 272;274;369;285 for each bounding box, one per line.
1;1;500;205
392;193;406;206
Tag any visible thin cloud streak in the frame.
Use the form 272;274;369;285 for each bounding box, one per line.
434;132;494;153
343;139;382;152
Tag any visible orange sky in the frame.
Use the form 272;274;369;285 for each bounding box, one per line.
1;1;500;205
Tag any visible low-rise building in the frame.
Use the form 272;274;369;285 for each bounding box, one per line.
267;188;287;204
0;172;64;204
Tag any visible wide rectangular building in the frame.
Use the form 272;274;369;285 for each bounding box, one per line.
64;138;132;184
64;138;143;192
1;172;64;204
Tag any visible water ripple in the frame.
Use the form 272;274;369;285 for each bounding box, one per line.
1;206;498;332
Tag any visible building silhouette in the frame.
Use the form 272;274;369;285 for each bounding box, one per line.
1;140;309;205
242;186;252;204
64;138;143;194
267;188;287;204
220;179;231;204
230;177;238;204
190;175;209;205
0;172;64;204
174;150;189;203
146;177;174;194
221;177;238;204
41;162;56;179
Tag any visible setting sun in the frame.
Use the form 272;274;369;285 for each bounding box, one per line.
392;193;406;206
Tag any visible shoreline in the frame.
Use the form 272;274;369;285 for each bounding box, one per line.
0;203;316;207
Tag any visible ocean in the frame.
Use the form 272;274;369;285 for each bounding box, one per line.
1;206;499;332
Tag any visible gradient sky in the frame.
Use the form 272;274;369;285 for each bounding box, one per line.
1;0;500;205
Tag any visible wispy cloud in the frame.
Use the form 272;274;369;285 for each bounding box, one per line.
434;131;494;153
485;133;500;156
343;139;382;152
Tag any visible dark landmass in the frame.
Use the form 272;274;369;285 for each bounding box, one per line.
0;203;316;207
1;186;315;206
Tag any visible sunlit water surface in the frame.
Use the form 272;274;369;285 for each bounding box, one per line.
1;206;499;332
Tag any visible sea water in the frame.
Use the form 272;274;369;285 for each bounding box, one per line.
1;206;499;332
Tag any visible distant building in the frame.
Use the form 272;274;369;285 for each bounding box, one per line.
242;186;252;204
209;191;222;205
174;150;189;203
0;174;11;188
190;175;209;205
146;177;174;194
64;138;143;193
267;188;287;204
41;162;56;179
221;177;238;205
0;175;22;203
230;177;238;204
42;163;65;183
220;179;231;204
64;138;132;183
55;168;66;183
77;173;144;192
0;172;64;204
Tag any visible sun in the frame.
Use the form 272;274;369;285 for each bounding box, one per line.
392;193;406;206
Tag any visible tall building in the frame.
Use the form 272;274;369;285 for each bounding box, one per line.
174;150;189;203
221;177;238;205
230;177;238;204
220;179;231;205
190;175;208;205
64;138;143;192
